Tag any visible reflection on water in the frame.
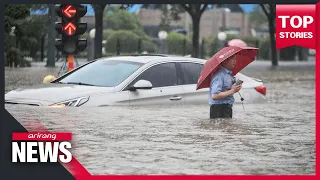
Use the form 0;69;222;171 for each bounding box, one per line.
5;61;315;175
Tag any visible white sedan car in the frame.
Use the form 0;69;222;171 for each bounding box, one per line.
5;55;266;107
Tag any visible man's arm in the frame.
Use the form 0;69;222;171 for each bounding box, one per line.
210;75;241;100
212;89;236;100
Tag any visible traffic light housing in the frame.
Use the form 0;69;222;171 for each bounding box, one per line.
55;4;87;55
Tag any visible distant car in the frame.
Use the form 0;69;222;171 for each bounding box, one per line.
5;54;266;107
174;29;187;36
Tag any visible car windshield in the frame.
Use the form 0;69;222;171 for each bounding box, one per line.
58;60;144;87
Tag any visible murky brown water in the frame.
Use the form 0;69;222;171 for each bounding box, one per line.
5;60;315;175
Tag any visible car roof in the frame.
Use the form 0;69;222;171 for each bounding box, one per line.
95;54;207;64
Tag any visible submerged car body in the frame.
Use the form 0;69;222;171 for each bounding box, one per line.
5;55;266;107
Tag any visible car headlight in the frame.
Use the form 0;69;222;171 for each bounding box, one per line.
50;96;89;107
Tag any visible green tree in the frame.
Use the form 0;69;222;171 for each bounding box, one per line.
249;5;268;28
105;8;143;31
92;4;133;59
181;4;208;58
5;5;31;67
18;16;47;60
105;30;140;53
103;6;151;41
29;4;49;62
167;32;191;55
142;4;208;58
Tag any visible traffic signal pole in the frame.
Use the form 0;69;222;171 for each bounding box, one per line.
67;55;75;72
54;4;87;73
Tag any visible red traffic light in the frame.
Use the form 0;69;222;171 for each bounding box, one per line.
63;22;76;36
62;5;77;18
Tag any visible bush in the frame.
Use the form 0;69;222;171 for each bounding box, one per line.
103;29;115;41
258;39;298;61
105;30;140;53
203;35;261;58
20;36;39;60
5;47;22;67
242;36;260;47
203;35;218;58
280;45;296;60
141;40;156;53
257;38;270;60
105;30;156;54
20;59;31;67
167;32;191;55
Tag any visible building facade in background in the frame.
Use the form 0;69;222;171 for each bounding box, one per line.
136;7;269;40
80;5;269;40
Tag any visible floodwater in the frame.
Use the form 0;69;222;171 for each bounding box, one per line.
5;60;316;175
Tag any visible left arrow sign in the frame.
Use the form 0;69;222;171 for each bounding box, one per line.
62;5;77;18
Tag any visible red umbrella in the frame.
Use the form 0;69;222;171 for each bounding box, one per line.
228;39;247;47
196;46;258;90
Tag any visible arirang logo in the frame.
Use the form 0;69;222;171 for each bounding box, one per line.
11;132;72;163
12;142;72;163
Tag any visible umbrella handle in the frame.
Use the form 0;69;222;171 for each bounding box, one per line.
237;92;245;110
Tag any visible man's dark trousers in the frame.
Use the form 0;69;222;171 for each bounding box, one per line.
210;104;233;119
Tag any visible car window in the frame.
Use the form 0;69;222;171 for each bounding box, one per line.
58;60;144;87
128;63;177;88
179;62;203;85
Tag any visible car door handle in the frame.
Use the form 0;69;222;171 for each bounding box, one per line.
170;96;182;101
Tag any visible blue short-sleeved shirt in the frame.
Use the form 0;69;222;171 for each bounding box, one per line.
209;67;235;105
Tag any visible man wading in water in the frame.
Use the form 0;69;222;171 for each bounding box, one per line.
209;55;243;119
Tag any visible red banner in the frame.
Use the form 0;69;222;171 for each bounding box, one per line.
276;4;316;49
12;132;72;141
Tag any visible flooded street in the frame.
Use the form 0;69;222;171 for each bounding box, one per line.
5;60;315;175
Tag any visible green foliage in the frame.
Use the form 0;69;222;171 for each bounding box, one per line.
141;4;185;21
102;7;155;53
4;5;34;67
203;35;261;58
141;40;156;53
5;5;30;33
203;35;218;57
103;29;115;40
105;30;156;54
257;38;270;59
167;32;191;55
105;9;143;31
252;38;299;60
105;30;140;53
132;29;151;41
30;4;48;12
103;6;151;40
20;36;39;59
21;16;47;36
5;47;23;67
167;31;187;40
141;4;185;32
249;5;268;27
4;4;51;66
5;5;30;21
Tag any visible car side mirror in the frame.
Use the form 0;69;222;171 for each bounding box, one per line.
129;80;153;91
